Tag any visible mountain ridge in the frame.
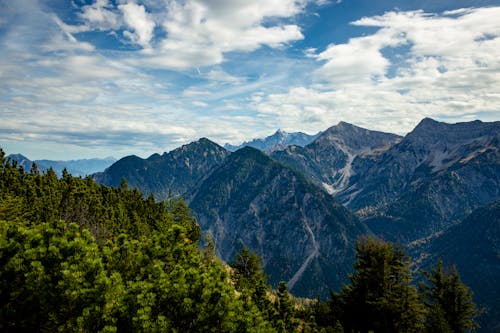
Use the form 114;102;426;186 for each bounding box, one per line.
94;137;229;200
6;154;116;177
336;118;500;243
224;129;321;152
272;122;402;195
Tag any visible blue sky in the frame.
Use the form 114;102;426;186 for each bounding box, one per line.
1;0;500;159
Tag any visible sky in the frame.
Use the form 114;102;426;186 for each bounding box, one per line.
1;0;500;160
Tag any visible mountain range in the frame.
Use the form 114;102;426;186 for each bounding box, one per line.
266;118;499;245
86;118;499;330
224;129;320;152
6;154;116;177
93;138;229;200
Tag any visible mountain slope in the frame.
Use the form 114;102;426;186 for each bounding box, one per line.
94;138;229;200
272;122;401;194
412;201;500;332
224;129;320;152
338;118;500;243
188;147;369;297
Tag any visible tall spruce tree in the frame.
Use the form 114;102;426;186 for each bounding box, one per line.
275;281;297;333
339;236;425;333
420;259;481;333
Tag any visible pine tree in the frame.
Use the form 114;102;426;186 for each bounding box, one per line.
339;236;425;333
230;246;267;293
275;281;297;333
420;259;481;333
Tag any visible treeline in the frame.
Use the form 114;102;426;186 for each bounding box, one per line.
0;149;480;332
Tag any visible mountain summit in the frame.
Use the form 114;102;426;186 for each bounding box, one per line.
224;129;320;152
337;118;500;243
272;121;402;194
94;138;229;200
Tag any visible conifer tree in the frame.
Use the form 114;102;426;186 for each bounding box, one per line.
275;281;297;332
339;236;425;333
420;259;481;333
230;246;267;293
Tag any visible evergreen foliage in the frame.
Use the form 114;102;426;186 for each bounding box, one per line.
275;281;298;333
337;236;425;333
0;149;273;332
420;260;481;333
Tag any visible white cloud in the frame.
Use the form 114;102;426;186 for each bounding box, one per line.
315;28;405;85
204;68;242;83
192;100;208;107
119;2;155;49
256;7;500;134
57;0;311;68
78;0;121;31
142;0;307;68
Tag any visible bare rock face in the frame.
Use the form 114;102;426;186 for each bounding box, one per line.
188;147;369;297
272;122;402;195
337;118;500;243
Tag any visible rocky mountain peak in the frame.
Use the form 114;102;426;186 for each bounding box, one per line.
407;118;498;146
224;130;320;152
314;121;402;154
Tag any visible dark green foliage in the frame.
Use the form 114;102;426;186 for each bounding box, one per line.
275;281;298;332
420;260;481;333
230;247;280;327
0;220;109;331
231;246;267;293
337;237;425;333
414;200;500;332
0;149;274;332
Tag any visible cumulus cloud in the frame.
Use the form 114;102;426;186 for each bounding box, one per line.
48;0;316;68
139;0;307;68
78;0;121;31
2;1;499;159
119;2;155;49
257;7;500;134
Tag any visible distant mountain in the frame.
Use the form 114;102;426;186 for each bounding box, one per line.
188;147;369;297
272;122;401;194
94;138;229;200
224;129;320;152
6;154;116;177
337;118;500;243
6;154;34;171
411;200;500;333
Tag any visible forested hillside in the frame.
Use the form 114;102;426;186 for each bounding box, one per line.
189;146;368;297
1;147;485;332
0;149;277;332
